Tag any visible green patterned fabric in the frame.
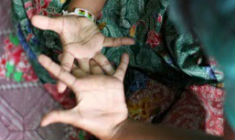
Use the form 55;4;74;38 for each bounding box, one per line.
11;0;223;88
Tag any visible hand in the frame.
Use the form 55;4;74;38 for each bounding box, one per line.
32;15;134;93
38;53;130;140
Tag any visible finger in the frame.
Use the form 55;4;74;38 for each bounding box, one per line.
114;53;129;81
58;54;77;69
31;15;63;34
58;54;62;62
41;110;76;127
38;55;81;91
90;59;104;75
57;53;74;93
93;53;114;75
77;58;90;73
103;37;135;47
61;53;74;71
72;68;88;78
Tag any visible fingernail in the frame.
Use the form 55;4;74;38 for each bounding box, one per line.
40;121;48;127
31;16;36;23
90;59;96;66
123;53;129;59
58;86;66;93
38;56;43;64
38;55;47;63
123;51;130;55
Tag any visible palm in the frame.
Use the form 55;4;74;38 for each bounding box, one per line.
58;17;103;58
63;33;104;59
72;76;127;138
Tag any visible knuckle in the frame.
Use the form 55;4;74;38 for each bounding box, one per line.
118;67;125;73
100;60;110;67
116;38;121;44
92;65;99;69
62;62;72;70
92;67;102;74
71;79;77;87
54;111;61;117
57;68;66;77
72;79;80;90
121;59;129;65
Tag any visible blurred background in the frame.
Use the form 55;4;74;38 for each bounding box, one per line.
0;1;72;140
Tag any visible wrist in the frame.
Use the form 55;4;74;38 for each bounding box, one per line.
68;0;106;17
102;108;128;140
109;119;131;140
63;8;96;22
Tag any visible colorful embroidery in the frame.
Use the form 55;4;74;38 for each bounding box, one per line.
146;30;161;48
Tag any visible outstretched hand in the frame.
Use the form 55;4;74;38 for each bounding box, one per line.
32;15;134;93
38;53;129;140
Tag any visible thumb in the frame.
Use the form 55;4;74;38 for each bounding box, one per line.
103;37;135;47
41;110;77;127
31;15;63;34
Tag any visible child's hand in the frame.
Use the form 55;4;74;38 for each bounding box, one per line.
38;53;129;140
32;15;134;93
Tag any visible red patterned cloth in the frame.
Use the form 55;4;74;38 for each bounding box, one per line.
163;84;224;136
43;83;76;109
24;0;52;19
146;30;161;48
190;85;224;136
0;36;38;82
